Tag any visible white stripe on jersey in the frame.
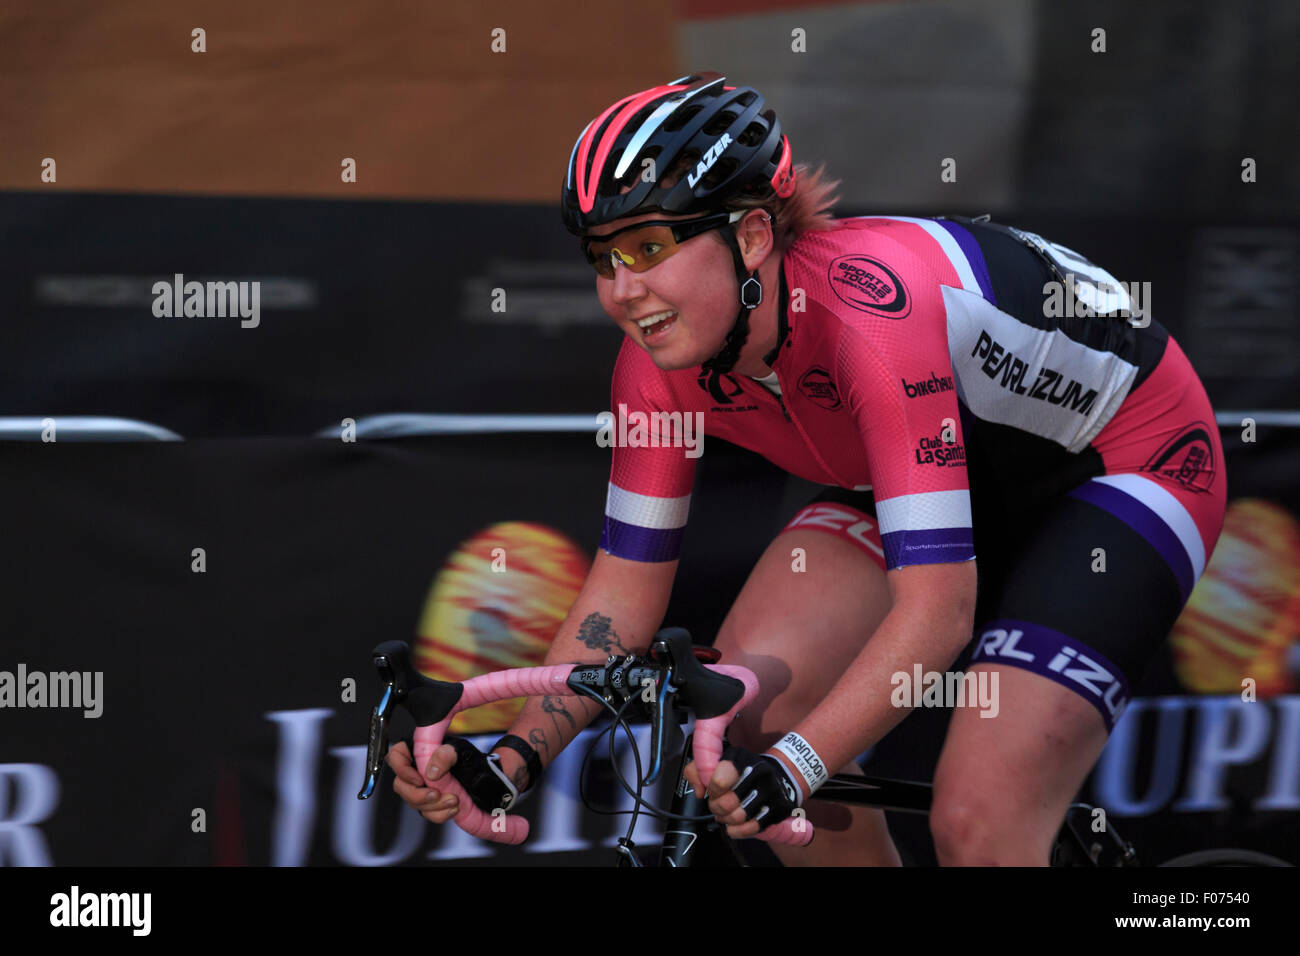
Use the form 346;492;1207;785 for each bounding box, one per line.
605;484;691;529
1090;474;1207;581
875;489;972;537
862;215;983;295
941;286;1136;453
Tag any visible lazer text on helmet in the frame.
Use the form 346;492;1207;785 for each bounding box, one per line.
686;134;733;189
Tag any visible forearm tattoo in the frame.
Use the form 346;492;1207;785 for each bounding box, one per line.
509;763;530;789
577;612;630;655
540;695;576;737
527;728;551;760
517;614;630;778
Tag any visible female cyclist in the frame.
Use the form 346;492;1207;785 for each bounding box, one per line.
387;72;1226;866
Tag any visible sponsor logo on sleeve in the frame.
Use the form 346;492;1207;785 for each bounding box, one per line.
828;255;911;318
969;330;1099;415
914;433;966;467
901;371;955;399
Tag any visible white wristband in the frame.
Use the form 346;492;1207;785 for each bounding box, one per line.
772;731;829;793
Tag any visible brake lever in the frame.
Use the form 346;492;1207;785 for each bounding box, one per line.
358;643;404;799
646;670;683;785
358;640;464;800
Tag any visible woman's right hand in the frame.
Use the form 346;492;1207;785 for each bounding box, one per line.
387;739;461;823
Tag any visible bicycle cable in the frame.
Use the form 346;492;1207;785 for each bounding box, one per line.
571;686;645;834
570;683;717;826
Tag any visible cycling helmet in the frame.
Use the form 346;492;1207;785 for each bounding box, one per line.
562;72;794;234
561;72;796;373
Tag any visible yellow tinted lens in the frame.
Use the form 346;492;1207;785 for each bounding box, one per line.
584;225;679;277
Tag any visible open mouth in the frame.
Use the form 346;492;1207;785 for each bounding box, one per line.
637;310;678;340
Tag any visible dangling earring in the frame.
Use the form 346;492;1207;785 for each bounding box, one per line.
735;213;769;309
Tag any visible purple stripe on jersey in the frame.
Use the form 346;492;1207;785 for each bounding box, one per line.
970;618;1130;731
881;527;974;570
937;220;996;304
600;516;684;563
1066;481;1195;602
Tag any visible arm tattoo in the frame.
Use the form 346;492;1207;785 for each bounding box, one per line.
527;728;551;760
577;612;630;655
540;695;576;737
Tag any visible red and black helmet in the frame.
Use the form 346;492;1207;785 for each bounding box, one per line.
561;72;795;236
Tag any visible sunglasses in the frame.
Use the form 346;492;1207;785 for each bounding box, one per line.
581;211;744;279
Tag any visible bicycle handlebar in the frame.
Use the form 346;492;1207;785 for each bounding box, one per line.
412;664;576;845
361;634;815;849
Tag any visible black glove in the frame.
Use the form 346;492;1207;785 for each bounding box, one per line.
720;744;803;831
444;736;520;812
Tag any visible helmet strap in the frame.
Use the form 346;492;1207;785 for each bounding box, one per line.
700;227;762;375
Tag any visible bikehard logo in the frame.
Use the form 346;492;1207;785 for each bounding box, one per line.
914;434;966;467
971;330;1098;415
797;366;841;409
151;273;260;328
595;404;704;459
1143;423;1216;493
902;372;955;399
827;255;911;318
49;886;151;935
686;132;733;188
890;664;999;717
696;368;756;412
0;664;103;718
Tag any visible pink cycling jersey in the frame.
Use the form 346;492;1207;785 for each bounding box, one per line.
600;215;1222;577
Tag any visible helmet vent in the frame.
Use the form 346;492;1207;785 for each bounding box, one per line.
663;104;703;133
702;111;738;136
738;122;766;147
699;157;739;191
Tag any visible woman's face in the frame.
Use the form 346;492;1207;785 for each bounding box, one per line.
589;211;743;372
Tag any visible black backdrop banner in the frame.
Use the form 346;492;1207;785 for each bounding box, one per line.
3;192;1296;436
